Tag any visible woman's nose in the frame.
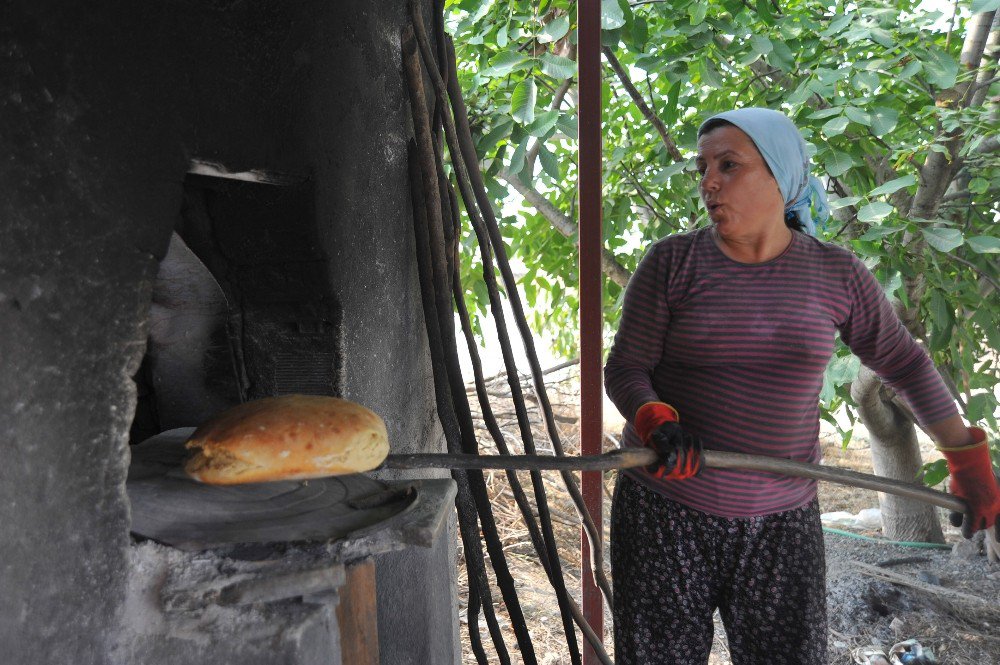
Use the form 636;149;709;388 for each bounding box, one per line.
700;168;720;192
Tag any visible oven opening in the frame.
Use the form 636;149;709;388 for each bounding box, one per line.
130;162;342;445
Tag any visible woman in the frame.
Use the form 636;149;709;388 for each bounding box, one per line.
604;107;999;664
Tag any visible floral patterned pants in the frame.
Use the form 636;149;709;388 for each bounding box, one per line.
610;474;827;665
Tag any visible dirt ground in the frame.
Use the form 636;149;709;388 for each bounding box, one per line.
456;367;1000;664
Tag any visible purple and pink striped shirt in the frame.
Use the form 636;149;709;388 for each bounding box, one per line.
605;227;958;517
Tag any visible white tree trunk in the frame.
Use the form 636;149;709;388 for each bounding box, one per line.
851;366;945;543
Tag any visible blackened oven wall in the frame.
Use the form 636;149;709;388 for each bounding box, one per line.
0;1;455;663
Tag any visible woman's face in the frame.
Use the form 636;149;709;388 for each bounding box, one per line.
696;125;786;240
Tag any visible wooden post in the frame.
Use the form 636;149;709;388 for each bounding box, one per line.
578;0;604;662
336;559;379;665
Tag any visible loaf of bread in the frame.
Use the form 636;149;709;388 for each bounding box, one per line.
184;395;389;484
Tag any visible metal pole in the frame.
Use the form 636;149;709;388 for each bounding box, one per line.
578;0;604;662
383;448;969;514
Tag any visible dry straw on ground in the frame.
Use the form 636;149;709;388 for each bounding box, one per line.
456;364;1000;664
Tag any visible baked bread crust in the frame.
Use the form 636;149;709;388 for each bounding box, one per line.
184;395;389;484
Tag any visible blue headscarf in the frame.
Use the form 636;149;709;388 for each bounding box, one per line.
698;108;830;236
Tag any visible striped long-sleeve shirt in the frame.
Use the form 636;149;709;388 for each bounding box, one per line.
605;227;958;517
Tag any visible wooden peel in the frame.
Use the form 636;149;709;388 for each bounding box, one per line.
383;448;969;514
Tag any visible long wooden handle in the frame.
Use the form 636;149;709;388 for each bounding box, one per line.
383;448;968;513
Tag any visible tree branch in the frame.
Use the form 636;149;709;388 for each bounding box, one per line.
499;167;632;287
602;46;685;162
975;134;999;156
526;74;575;173
622;171;672;226
969;15;999;109
948;251;1000;294
960;10;998;108
911;11;996;219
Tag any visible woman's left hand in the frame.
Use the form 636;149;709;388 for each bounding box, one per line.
941;427;1000;562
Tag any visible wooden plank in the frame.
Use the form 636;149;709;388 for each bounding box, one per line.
336;559;379;665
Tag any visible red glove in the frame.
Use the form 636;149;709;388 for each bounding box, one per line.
941;427;1000;539
634;402;702;480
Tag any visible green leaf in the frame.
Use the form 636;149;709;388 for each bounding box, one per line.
967;393;994;423
971;0;1000;12
689;1;708;24
525;109;559;137
750;34;773;56
819;371;836;405
602;0;626;29
966;236;1000;254
868;27;893;48
510;123;527;145
602;26;623;47
823;151;855;177
477;118;514;154
819;67;850;85
870;107;899;137
629;16;649;51
929;288;951;331
662;80;681;125
721;0;743;16
968;177;989;194
921;459;949;488
898;60;922;79
859;225;905;241
826;354;861;386
857;201;895;223
829;196;862;209
508;138;528;175
754;0;775;25
787;78;814;105
556;113;577;139
511;78;537;125
923;48;959;89
921;227;964;252
868;175;917;197
699;59;724;88
880;271;903;299
767;39;795;71
852;71;880;92
822;115;850;137
844;106;872;126
540;52;576;79
809;107;844;120
822;13;853;36
633;53;661;72
538;143;561;180
929;315;952;352
539;14;570;44
650;160;689;184
484;51;530;76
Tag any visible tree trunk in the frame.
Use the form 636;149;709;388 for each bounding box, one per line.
850;366;945;543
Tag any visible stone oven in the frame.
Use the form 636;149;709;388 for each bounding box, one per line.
1;1;459;663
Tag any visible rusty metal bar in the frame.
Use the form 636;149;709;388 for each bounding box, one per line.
577;0;604;662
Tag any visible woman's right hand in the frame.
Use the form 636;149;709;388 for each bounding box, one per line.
645;421;703;480
633;402;703;480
